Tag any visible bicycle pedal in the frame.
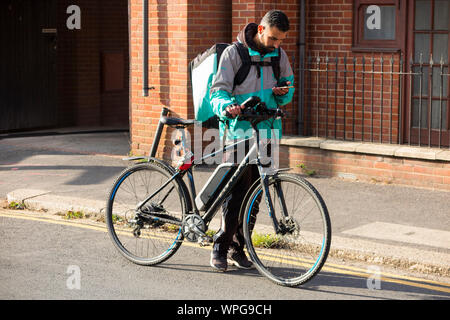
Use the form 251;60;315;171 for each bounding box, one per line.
198;236;213;247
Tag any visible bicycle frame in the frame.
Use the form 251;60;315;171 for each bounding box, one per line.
129;108;288;234
197;128;281;232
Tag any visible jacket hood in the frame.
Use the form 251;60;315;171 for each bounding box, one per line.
237;22;274;56
237;23;258;49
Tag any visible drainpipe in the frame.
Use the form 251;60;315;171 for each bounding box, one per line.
298;0;306;135
143;0;158;157
142;0;154;96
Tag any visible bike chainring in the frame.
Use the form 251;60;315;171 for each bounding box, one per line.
181;214;206;243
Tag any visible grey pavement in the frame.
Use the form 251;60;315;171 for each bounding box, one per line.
0;127;449;280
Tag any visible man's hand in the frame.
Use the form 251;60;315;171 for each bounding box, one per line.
224;104;242;118
272;81;291;96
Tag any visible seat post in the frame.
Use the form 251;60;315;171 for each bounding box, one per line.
149;107;169;158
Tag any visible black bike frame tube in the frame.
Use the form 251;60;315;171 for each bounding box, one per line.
259;176;281;233
139;213;183;226
185;168;199;214
136;170;181;211
274;179;289;218
149;107;169;158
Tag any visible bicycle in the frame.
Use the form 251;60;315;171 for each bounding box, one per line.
106;96;331;287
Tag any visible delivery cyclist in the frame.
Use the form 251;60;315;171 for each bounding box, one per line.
209;10;295;271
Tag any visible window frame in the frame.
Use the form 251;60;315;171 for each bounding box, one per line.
352;0;406;52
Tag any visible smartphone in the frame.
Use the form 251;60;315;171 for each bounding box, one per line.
276;85;294;89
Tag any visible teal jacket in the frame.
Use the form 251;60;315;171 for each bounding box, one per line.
210;23;294;141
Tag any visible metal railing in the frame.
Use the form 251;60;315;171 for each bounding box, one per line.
302;53;449;149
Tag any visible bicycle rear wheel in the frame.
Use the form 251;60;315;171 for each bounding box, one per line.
243;173;331;287
106;161;189;265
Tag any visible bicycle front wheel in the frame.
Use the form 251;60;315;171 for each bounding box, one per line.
106;161;189;265
243;173;331;287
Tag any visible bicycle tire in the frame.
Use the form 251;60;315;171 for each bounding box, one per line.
242;173;331;287
106;161;189;265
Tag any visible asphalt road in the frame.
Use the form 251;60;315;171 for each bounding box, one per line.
1;209;449;301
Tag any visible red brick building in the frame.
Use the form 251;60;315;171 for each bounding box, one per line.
2;1;449;191
128;0;450;191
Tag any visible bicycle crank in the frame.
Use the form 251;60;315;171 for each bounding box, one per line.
181;214;206;243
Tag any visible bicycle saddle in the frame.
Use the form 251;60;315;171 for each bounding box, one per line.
160;116;196;127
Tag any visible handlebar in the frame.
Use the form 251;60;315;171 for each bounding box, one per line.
221;96;285;121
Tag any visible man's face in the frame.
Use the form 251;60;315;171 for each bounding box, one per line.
257;25;287;52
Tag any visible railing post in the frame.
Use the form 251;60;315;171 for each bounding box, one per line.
380;54;384;144
439;55;444;149
334;56;338;139
352;56;357;141
325;55;329;139
343;55;347;140
316;55;320;137
419;53;424;147
362;56;366;142
408;55;413;146
390;54;394;144
398;53;404;145
428;54;434;148
371;55;375;143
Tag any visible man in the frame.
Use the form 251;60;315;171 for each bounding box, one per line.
209;10;295;271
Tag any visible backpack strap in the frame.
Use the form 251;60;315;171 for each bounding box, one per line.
233;42;252;89
270;53;281;83
232;42;282;89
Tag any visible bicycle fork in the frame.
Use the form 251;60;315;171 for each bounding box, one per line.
258;173;282;234
259;174;295;236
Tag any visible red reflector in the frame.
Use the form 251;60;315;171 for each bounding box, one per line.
178;156;194;171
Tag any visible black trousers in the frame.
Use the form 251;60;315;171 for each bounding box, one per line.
212;140;260;255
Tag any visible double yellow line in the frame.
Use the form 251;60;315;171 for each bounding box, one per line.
1;210;450;294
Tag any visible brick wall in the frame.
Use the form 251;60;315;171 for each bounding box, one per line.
129;0;233;159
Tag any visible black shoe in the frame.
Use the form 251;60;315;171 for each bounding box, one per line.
227;250;254;269
210;252;227;272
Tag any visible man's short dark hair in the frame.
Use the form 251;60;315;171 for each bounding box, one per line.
260;10;290;32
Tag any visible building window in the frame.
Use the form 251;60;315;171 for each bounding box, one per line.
352;0;405;52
